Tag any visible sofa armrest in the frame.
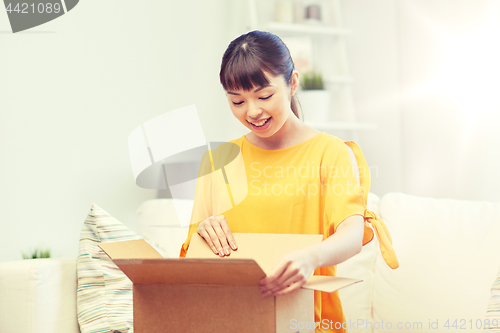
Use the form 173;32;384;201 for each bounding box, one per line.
0;258;80;333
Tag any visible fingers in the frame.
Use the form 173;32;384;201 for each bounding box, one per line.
219;220;238;251
261;272;307;297
271;278;305;296
260;258;291;286
211;220;231;257
200;216;225;257
197;215;237;257
260;255;310;297
196;227;219;255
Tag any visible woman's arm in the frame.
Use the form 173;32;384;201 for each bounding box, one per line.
259;214;364;297
311;214;364;267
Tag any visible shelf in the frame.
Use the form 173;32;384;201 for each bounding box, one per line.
266;22;352;36
305;121;378;131
248;0;362;134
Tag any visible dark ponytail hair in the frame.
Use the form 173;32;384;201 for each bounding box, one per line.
219;30;302;121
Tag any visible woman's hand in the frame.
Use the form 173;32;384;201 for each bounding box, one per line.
197;215;238;257
259;247;319;297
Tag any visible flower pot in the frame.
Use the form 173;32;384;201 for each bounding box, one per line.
297;90;331;122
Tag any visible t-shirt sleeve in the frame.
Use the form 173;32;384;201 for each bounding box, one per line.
318;139;399;269
344;141;400;269
179;150;213;257
321;141;367;238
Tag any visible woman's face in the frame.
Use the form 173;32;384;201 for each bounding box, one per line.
225;71;299;139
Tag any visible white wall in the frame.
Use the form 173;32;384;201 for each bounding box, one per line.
344;0;500;202
342;0;402;197
0;0;242;262
398;0;500;201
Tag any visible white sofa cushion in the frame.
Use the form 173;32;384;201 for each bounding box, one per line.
0;258;79;333
373;193;500;333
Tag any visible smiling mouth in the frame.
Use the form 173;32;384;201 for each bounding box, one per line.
249;117;271;127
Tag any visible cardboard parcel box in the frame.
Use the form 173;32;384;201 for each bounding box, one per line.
99;233;362;333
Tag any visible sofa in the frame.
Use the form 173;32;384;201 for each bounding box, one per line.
1;192;499;333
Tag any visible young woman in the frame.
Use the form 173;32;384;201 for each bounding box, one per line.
180;30;398;333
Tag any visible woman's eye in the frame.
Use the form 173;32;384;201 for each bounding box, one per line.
260;94;273;100
232;101;244;105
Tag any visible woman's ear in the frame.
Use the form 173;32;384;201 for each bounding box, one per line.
290;70;300;97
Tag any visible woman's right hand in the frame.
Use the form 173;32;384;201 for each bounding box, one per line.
197;215;238;257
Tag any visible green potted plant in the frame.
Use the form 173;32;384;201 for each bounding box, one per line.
300;71;325;90
298;71;331;122
22;248;51;259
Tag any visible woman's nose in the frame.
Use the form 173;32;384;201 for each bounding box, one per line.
247;101;263;119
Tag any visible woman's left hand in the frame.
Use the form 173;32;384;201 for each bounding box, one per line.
259;248;318;297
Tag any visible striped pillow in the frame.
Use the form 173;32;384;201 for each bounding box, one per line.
486;265;500;332
77;203;140;333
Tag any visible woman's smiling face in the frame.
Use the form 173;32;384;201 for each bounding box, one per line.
226;71;299;139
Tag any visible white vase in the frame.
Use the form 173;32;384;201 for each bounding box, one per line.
297;90;331;122
274;0;295;24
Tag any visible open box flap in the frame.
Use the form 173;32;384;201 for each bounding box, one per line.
187;233;323;274
302;275;362;293
99;239;163;259
112;258;265;285
187;233;362;293
99;239;265;285
99;235;362;291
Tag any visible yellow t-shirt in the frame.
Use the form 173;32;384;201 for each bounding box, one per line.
180;132;398;333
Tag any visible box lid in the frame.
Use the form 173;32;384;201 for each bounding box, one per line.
99;234;362;292
110;258;265;285
186;233;323;274
99;239;265;285
98;239;163;259
186;233;362;292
